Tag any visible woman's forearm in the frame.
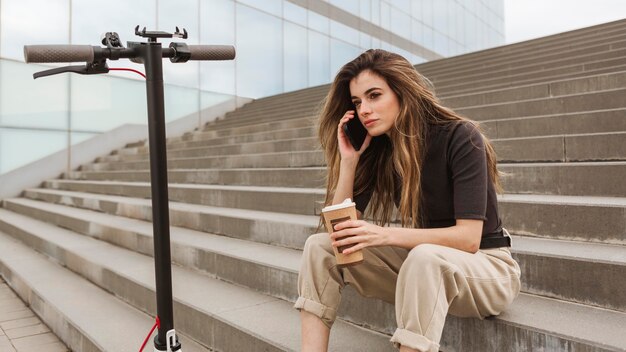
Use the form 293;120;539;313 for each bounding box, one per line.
383;222;482;253
332;159;358;205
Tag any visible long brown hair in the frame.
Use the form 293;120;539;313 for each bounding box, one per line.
316;49;502;231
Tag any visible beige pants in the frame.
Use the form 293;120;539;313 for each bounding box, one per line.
294;232;521;352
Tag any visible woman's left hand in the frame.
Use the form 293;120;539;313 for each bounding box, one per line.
330;220;389;255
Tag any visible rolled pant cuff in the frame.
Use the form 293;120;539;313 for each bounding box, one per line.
390;328;440;352
293;296;337;329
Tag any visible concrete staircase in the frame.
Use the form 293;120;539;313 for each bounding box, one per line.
1;19;626;351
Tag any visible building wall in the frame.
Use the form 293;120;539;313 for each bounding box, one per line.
0;0;504;174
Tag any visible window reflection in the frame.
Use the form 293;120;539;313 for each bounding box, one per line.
236;4;282;98
330;39;361;77
308;30;330;86
1;0;70;61
284;22;308;92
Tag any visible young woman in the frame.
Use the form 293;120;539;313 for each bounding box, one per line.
294;49;521;352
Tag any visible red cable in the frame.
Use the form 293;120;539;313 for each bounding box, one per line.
110;67;146;79
139;316;160;352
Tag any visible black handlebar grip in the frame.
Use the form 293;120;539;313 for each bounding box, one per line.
188;45;236;60
24;45;95;63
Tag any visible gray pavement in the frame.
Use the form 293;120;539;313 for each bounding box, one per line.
0;277;68;352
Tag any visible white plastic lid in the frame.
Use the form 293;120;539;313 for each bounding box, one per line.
321;198;356;212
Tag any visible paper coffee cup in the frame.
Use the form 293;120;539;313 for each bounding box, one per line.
321;198;364;267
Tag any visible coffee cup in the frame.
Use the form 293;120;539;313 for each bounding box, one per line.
321;198;364;267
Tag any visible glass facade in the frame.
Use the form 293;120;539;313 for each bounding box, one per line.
0;0;504;174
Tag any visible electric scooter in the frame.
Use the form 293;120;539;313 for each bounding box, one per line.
24;26;235;352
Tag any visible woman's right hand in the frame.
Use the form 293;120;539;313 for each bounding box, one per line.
337;110;373;163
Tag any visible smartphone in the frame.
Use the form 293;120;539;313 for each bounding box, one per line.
342;109;368;151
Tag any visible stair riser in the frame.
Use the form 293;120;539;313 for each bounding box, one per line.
66;169;327;188
0;224;286;352
501;163;626;197
43;181;324;216
443;71;626;108
83;151;325;172
9;195;315;250
2;210;623;339
421;25;626;73
513;252;626;312
437;61;626;98
494;133;626;163
458;89;626;120
490;109;626;139
169;127;318;149
19;189;626;247
432;44;626;85
102;138;319;163
0;260;102;352
500;201;626;245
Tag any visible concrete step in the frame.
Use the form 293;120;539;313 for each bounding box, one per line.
65;161;626;198
6;195;317;250
494;132;626;162
442;71;626;108
499;194;626;245
430;39;626;84
84;131;626;172
423;27;626;77
2;206;624;314
213;68;626;124
12;186;626;248
42;180;325;215
418;19;626;73
65;167;327;188
81;150;324;172
0;231;208;352
100;137;319;163
168;126;318;150
484;108;626;139
500;162;626;197
0;211;393;352
1;208;625;351
436;59;626;98
457;88;626;120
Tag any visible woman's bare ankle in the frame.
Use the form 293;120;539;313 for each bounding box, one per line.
300;310;331;352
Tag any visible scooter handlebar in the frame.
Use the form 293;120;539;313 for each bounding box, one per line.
24;45;95;63
188;45;235;60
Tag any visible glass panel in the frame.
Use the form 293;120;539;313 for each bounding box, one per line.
238;0;282;17
359;33;372;50
283;1;307;24
359;0;371;22
329;0;359;13
308;30;330;86
390;7;411;40
236;4;283;98
71;131;98;145
70;73;146;132
371;0;381;26
330;20;359;44
0;128;67;174
422;26;434;52
411;19;423;44
71;0;155;52
308;10;329;34
391;0;411;13
164;84;200;122
423;0;433;27
159;0;200;88
0;60;69;129
1;0;70;61
200;0;236;95
434;31;448;56
284;22;308;92
412;0;423;22
330;39;361;78
380;1;390;30
433;0;447;37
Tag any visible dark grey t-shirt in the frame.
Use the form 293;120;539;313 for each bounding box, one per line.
353;121;502;238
